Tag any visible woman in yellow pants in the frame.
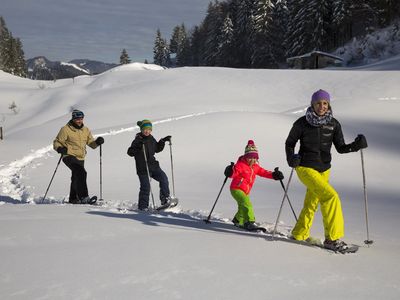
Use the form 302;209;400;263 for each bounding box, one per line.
285;89;368;251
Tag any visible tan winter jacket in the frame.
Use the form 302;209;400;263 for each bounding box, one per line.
53;121;98;160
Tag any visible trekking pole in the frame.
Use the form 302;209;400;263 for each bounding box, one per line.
275;167;298;222
168;140;176;197
143;143;156;209
41;155;63;203
360;149;373;245
99;144;103;201
203;175;230;224
272;167;295;239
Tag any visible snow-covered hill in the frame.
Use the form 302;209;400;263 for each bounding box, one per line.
0;64;399;299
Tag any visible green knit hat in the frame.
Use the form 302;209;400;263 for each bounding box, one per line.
137;119;152;131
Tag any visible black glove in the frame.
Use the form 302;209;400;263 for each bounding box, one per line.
161;135;172;142
57;146;68;155
224;162;234;177
289;154;301;168
272;168;284;181
127;147;135;157
95;137;104;145
353;134;368;151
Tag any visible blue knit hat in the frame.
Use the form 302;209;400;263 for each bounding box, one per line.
72;109;84;119
311;89;330;104
137;119;152;131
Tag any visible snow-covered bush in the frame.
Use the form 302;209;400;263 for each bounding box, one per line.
8;101;19;114
335;20;400;66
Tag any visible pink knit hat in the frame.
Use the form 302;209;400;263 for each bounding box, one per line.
244;140;259;159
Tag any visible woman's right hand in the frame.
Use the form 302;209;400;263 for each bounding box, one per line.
289;154;301;168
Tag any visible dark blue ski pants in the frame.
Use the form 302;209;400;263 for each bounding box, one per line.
138;167;170;209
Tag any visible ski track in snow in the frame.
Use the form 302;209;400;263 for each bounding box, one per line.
93;202;293;237
0;112;208;204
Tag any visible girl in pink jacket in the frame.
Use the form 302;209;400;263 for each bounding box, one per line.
224;140;283;231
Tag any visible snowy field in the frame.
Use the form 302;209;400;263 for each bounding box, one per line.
1;63;400;299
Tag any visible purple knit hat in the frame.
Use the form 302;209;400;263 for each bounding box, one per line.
311;89;330;104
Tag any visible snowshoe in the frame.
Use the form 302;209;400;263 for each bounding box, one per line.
79;196;97;205
288;236;358;254
156;197;179;211
244;222;267;233
323;239;359;254
138;207;150;212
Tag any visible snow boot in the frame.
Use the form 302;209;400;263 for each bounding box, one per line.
157;197;179;211
244;222;259;231
161;197;172;206
232;217;244;228
79;196;97;205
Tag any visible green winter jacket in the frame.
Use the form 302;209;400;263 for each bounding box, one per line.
53;121;97;160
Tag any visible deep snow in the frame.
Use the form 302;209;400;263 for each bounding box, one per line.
1;62;400;299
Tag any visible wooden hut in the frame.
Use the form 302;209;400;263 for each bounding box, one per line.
287;51;343;69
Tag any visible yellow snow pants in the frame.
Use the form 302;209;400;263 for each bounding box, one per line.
291;166;344;241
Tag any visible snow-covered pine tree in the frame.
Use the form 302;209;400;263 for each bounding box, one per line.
251;0;276;68
312;0;333;50
119;49;131;64
286;0;332;57
0;17;6;70
170;25;182;54
0;16;26;77
231;0;258;67
176;34;191;66
268;0;289;64
286;0;308;57
351;0;378;35
284;0;302;58
153;29;171;67
202;1;227;66
169;24;191;67
12;38;27;77
371;0;400;26
216;14;236;66
188;26;204;66
332;0;354;47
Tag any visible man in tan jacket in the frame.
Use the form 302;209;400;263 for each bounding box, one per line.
53;109;104;204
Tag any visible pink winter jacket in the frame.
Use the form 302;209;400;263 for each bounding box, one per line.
230;156;273;195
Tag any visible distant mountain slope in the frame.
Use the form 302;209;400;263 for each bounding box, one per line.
26;56;117;80
69;59;118;75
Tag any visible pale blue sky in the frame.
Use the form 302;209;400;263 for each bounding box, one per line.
1;0;210;63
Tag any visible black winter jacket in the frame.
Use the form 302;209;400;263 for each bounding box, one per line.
127;133;166;175
285;116;357;172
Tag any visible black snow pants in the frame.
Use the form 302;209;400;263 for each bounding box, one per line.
63;156;88;203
